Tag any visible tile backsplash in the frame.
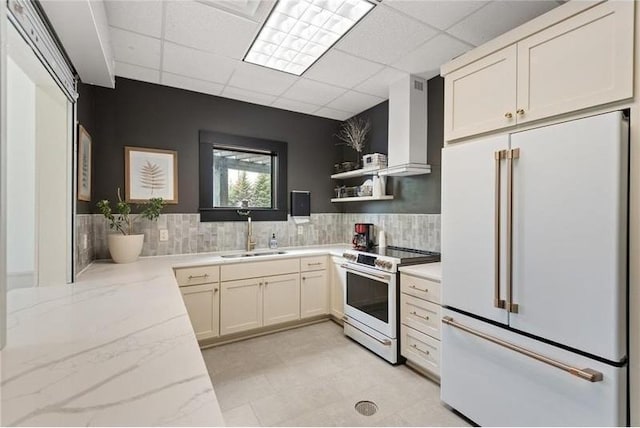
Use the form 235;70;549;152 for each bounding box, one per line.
76;212;441;268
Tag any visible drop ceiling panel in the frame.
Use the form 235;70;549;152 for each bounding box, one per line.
385;0;489;31
110;28;162;69
354;67;407;98
327;90;384;113
335;5;438;65
115;62;160;84
161;72;225;96
104;1;163;38
164;1;260;59
271;98;321;115
304;50;384;88
394;34;472;75
162;42;238;84
222;86;278;105
227;62;297;96
315;107;353;121
447;0;560;46
280;79;346;105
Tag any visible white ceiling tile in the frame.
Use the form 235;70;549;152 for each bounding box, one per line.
304;50;384;88
448;0;560;46
385;0;488;31
115;62;160;84
326;91;384;114
353;67;408;98
110;27;161;70
222;86;278;106
393;34;472;75
227;62;297;96
280;79;346;105
161;72;225;96
315;107;353;121
271;98;321;115
162;42;238;84
335;5;438;65
164;1;260;59
105;1;163;37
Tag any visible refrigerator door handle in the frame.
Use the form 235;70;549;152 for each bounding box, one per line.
442;316;604;382
506;148;520;313
494;150;507;309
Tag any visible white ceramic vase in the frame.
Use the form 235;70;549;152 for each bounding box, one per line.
107;234;144;264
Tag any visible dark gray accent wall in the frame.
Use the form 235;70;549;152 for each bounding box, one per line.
76;82;96;214
336;76;444;214
90;77;342;214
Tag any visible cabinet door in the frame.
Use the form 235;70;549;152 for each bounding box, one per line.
301;270;329;318
516;1;634;125
442;133;509;325
444;45;517;141
330;258;346;319
181;283;219;341
263;273;300;326
220;278;262;335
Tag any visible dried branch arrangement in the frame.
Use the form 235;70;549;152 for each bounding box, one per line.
336;117;371;154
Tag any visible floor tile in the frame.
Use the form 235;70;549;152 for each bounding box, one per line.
222;403;260;427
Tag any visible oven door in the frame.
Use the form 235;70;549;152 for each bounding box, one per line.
343;263;396;338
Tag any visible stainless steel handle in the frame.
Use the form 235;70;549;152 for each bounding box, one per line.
341;264;391;281
410;311;429;320
506;148;519;313
409;285;428;293
342;316;392;346
410;343;430;355
494;150;506;309
442;316;603;382
188;274;209;280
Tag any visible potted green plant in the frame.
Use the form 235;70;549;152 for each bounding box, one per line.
97;188;165;263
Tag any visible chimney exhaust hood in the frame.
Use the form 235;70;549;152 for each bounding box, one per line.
379;75;431;176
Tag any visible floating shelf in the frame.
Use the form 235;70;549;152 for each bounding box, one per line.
330;167;384;179
331;195;394;203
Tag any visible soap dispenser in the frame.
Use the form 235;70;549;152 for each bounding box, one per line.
269;233;278;249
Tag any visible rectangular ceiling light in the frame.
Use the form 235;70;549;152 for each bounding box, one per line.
243;0;375;76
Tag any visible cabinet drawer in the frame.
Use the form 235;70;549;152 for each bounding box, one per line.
401;293;441;340
300;256;327;272
401;274;440;304
221;258;300;281
401;325;440;376
175;265;220;286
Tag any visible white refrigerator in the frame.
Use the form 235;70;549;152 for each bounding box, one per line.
441;111;628;426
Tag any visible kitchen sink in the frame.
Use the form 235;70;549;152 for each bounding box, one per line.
221;251;287;259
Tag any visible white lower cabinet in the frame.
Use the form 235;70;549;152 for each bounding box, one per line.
330;257;346;319
263;273;301;326
180;283;220;341
301;270;328;318
220;277;263;336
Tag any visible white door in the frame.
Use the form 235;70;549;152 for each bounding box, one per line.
442;134;509;324
181;283;219;340
330;258;346;319
509;112;627;362
301;270;328;318
220;278;262;335
263;273;300;326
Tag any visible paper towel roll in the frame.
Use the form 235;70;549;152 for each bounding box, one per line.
378;230;386;248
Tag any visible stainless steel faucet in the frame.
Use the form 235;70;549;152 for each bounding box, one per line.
246;216;256;252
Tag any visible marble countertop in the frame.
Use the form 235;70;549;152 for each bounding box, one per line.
399;262;442;282
1;244;350;426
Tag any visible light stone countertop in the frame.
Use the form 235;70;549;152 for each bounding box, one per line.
1;244;350;427
399;262;442;282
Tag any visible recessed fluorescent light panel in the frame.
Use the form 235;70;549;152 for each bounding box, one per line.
244;0;375;75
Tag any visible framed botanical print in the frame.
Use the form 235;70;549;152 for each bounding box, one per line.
77;125;92;202
125;146;178;204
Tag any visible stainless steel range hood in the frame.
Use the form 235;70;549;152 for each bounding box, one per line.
379;75;431;177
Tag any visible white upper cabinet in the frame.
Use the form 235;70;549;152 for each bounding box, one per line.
443;1;634;141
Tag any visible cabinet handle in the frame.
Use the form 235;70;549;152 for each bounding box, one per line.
409;285;428;293
504;112;513;119
264;281;268;286
410;343;430;355
307;262;322;266
410;311;430;321
302;276;306;281
214;288;218;292
188;274;209;280
516;109;525;116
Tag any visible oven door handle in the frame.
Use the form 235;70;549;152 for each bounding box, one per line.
342;316;392;346
341;264;391;281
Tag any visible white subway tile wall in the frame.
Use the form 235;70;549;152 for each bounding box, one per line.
75;213;441;271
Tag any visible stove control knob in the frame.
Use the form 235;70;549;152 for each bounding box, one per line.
384;261;393;270
374;260;382;267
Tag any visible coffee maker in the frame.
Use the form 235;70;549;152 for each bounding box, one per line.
352;223;374;250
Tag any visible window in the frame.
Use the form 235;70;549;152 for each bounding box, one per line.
199;131;287;221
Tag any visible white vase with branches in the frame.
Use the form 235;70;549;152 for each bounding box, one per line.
336;117;371;169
